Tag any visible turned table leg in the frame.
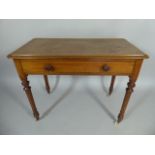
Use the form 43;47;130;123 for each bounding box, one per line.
21;76;40;120
109;76;116;95
43;75;50;93
117;76;135;123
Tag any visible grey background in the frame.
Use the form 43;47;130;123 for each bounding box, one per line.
0;19;154;134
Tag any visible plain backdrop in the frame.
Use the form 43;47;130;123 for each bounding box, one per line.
0;19;155;134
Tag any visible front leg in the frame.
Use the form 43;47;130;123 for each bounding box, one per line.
117;60;143;123
21;76;40;120
117;76;135;123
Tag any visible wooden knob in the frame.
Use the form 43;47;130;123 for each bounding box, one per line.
44;64;54;71
103;64;110;72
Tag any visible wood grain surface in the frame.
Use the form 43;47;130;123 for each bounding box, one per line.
8;38;149;59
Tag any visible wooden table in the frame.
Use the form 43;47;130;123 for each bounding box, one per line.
8;38;149;123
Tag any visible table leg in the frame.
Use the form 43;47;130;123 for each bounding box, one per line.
43;75;50;93
117;76;135;123
21;76;40;120
109;76;116;95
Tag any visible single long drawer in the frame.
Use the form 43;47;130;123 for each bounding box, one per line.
21;59;135;75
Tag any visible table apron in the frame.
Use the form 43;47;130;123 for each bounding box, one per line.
20;59;135;75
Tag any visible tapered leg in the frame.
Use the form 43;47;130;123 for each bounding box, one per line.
43;75;50;93
109;76;116;95
117;77;135;123
22;76;39;120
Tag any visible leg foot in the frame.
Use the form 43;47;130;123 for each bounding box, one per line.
34;111;40;121
117;113;124;123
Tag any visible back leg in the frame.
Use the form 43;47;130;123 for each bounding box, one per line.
43;75;50;94
109;76;116;95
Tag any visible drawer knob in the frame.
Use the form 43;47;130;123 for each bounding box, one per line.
44;64;54;71
103;64;110;72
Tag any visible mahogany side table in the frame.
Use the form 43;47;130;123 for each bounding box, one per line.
8;38;149;123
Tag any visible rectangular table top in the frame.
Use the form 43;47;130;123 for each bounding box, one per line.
8;38;148;59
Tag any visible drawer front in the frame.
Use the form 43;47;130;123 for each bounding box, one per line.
21;59;135;75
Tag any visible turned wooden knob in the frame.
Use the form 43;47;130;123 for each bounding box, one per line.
44;64;54;71
102;64;110;72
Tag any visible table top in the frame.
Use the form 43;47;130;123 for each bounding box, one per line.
8;38;149;59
